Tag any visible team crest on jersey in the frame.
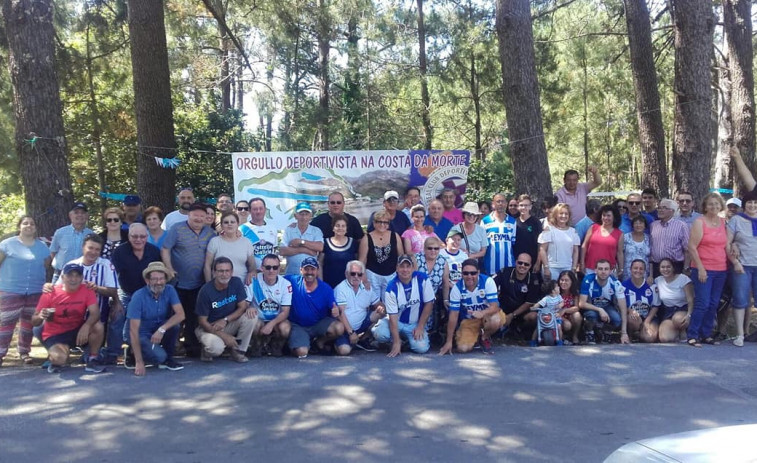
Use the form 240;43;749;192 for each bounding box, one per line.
645;289;652;297
521;285;528;293
478;289;485;298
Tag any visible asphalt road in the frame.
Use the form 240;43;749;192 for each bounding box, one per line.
2;343;757;463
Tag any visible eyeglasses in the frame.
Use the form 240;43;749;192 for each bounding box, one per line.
237;207;250;211
130;234;147;239
329;201;343;205
349;272;364;277
106;218;121;223
385;198;398;203
617;205;627;209
263;265;280;271
678;199;692;203
627;201;641;205
426;247;440;251
462;271;478;276
375;220;390;225
516;260;531;267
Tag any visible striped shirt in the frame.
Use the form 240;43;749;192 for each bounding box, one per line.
55;256;118;321
50;225;94;271
449;274;498;320
482;213;517;275
649;218;689;263
385;272;435;325
162;222;215;289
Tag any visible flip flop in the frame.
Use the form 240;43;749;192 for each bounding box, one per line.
702;337;720;345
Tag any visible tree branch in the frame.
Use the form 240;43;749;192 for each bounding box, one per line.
200;0;256;81
532;0;580;21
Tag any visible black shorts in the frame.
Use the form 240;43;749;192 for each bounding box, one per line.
42;328;80;350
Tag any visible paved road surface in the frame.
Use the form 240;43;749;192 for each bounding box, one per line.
2;343;756;462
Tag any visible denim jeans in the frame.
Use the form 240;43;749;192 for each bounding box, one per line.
137;325;179;364
687;268;727;339
730;265;757;310
582;306;622;330
104;290;132;360
371;317;429;353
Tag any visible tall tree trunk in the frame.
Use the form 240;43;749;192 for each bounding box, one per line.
86;21;107;211
3;0;73;238
671;0;715;204
723;0;755;196
624;0;669;198
470;52;483;161
236;54;244;111
417;0;432;150
213;0;231;113
313;0;330;151
127;0;176;213
581;47;589;180
714;45;733;191
495;0;553;201
343;16;363;150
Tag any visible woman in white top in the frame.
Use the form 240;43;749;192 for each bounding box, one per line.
204;211;256;285
538;203;580;281
450;202;488;263
654;258;694;343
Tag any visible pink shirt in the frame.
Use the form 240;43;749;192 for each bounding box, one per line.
443;208;463;225
585;224;622;270
401;229;438;254
556;182;591;226
695;217;727;271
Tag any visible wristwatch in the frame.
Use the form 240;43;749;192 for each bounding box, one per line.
224;317;229;322
158;328;166;334
300;239;305;246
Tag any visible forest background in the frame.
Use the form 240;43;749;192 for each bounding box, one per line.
1;0;755;236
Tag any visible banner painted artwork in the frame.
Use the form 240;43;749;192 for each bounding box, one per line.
232;150;470;231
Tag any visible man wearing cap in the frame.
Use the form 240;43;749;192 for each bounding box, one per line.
161;187;195;230
122;195;143;231
280;202;324;275
126;261;186;375
285;257;344;358
440;259;504;355
367;190;412;234
106;223;162;363
726;197;742;222
311;191;364;241
50;202;94;284
247;254;292;357
333;260;384;355
372;254;434;357
161;202;215;357
240;197;278;267
195;257;256;362
32;263;105;374
424;199;454;240
441;229;468;292
440;188;463;224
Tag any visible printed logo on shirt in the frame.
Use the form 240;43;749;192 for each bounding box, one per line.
591;297;612;310
212;294;237;309
630;301;650;318
254;242;276;256
259;299;280;320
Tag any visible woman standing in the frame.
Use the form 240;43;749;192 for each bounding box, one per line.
656;258;694;343
726;189;757;347
99;207;129;260
319;215;358;289
622;215;650;279
144;206;167;249
204;211;256;285
0;216;51;366
402;205;437;254
538;203;580;281
449;202;488;266
359;210;405;298
581;205;624;275
687;193;730;347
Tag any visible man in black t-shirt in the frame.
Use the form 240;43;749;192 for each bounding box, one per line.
196;257;258;362
494;253;543;335
311;191;365;241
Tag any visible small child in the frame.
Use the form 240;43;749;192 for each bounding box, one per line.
530;279;564;346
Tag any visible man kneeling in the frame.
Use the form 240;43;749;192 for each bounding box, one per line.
32;263;105;374
196;257;257;363
334;260;385;355
439;259;504;355
248;254;292;357
372;255;434;357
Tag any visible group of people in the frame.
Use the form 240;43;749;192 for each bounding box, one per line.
1;154;756;376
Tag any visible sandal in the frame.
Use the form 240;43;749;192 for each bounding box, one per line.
687;338;702;348
20;354;34;365
702;337;720;345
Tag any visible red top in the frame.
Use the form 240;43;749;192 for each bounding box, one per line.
35;285;96;340
585;224;622;270
696;217;727;271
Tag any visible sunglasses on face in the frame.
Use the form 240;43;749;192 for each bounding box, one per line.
375;220;390;225
462;271;478;276
130;235;147;239
263;265;280;271
106;218;121;223
426;247;440;251
516;261;531;267
349;272;364;277
237;207;250;211
329;201;343;205
627;201;641;205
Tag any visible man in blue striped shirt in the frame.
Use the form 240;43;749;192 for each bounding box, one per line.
50;202;93;283
482;193;517;275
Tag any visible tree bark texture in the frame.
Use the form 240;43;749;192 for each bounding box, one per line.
313;0;330;151
3;0;73;238
417;0;432;150
127;0;177;214
723;0;754;195
624;0;669;198
671;0;715;204
714;45;733;191
496;0;553;203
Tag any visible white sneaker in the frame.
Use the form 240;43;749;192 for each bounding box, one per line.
733;336;744;347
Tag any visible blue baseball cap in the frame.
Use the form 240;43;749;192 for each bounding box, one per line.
295;202;312;214
300;256;319;269
123;195;142;206
62;263;84;275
